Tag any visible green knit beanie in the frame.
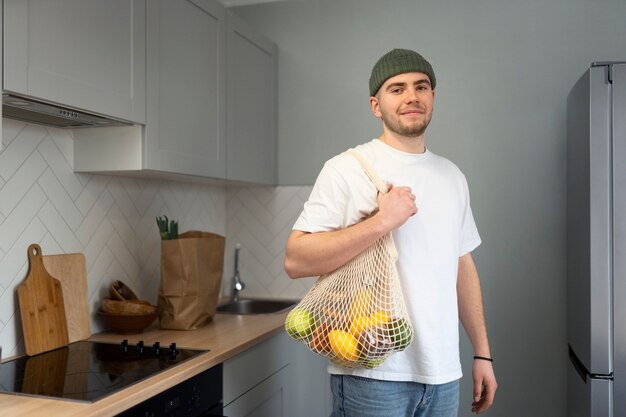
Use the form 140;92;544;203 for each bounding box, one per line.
369;49;436;96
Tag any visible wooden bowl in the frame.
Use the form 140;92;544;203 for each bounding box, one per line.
110;280;139;301
98;310;158;334
124;299;151;305
101;299;157;315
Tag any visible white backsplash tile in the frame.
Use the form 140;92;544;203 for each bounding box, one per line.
0;119;227;358
223;186;317;301
0;123;47;180
0;118;316;359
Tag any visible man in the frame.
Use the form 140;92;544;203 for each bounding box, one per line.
285;48;497;416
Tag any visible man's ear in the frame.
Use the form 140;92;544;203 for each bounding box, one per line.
370;96;381;118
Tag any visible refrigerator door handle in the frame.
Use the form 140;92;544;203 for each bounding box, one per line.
569;345;589;383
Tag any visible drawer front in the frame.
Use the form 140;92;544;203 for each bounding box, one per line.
223;332;289;405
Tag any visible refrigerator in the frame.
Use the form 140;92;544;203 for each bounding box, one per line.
567;62;626;417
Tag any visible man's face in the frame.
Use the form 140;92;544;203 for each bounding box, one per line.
370;72;435;138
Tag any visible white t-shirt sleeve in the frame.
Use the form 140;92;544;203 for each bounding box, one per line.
458;175;481;256
293;162;352;233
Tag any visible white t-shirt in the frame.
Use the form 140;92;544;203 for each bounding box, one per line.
293;139;481;385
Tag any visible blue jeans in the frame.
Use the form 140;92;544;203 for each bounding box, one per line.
330;375;460;417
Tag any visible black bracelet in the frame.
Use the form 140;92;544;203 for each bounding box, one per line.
473;355;493;362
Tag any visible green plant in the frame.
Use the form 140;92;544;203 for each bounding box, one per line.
156;215;179;240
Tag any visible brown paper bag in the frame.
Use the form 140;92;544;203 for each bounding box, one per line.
158;231;225;330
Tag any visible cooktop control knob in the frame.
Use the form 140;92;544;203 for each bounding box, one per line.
121;339;129;353
169;342;177;358
137;340;144;355
153;342;160;356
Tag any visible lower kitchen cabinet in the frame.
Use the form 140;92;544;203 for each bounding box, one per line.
223;332;290;417
288;338;332;416
223;331;331;417
223;365;289;417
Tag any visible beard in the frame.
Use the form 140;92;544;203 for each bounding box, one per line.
379;107;432;138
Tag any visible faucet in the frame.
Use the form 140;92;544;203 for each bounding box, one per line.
231;244;245;302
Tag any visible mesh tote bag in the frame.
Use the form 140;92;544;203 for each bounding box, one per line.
285;150;414;368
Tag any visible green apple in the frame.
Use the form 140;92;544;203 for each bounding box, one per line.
389;318;412;349
285;308;315;340
361;357;386;369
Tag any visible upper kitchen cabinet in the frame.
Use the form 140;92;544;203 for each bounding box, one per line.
75;0;227;179
226;11;277;185
74;2;278;184
0;6;3;151
3;0;145;124
143;0;226;178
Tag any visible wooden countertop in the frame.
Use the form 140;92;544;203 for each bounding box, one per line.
0;311;289;417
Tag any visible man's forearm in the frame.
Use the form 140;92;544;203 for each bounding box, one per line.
457;252;491;356
284;215;389;278
458;252;497;413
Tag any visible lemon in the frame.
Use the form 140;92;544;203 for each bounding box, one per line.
328;330;360;361
349;287;373;319
370;310;391;326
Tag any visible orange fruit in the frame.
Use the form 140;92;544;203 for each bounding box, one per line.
349;316;372;336
328;329;360;361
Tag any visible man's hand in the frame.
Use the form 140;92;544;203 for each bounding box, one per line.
375;184;417;231
471;359;497;413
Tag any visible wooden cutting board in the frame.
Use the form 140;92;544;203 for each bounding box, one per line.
18;244;70;356
43;252;91;343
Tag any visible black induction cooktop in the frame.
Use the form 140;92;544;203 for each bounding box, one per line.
0;340;207;403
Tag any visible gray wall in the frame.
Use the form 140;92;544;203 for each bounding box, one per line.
235;0;626;416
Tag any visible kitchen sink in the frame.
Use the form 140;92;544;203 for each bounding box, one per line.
216;298;298;315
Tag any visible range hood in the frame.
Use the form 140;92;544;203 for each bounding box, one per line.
2;93;134;128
